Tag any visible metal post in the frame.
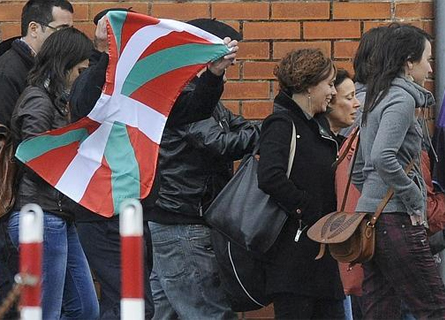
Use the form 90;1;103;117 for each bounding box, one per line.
120;199;144;320
19;204;43;320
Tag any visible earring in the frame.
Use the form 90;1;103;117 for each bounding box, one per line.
407;73;414;82
307;94;312;111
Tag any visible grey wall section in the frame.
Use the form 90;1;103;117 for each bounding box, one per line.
435;0;445;116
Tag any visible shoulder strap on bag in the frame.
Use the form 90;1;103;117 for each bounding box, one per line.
369;158;416;226
286;122;296;178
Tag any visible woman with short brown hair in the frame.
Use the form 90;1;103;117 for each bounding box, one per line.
258;48;344;319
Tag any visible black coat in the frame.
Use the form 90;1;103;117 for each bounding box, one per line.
257;91;344;299
150;90;260;224
0;40;34;128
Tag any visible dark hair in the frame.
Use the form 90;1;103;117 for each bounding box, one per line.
28;28;92;103
329;69;352;105
334;69;351;88
353;25;390;84
362;24;432;124
274;48;335;94
21;0;73;37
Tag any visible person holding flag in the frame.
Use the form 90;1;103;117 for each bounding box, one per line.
66;10;240;320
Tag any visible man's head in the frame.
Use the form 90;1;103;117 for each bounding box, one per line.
21;0;74;53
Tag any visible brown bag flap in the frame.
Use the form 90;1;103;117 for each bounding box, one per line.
307;211;369;244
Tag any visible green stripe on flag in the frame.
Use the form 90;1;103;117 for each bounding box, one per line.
121;43;230;96
104;122;140;213
16;128;89;163
107;11;128;55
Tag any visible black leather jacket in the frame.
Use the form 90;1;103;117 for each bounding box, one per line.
150;86;260;224
11;86;81;220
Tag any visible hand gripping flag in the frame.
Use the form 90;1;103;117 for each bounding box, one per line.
15;11;230;217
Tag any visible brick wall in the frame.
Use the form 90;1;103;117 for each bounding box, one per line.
0;0;434;122
0;1;435;317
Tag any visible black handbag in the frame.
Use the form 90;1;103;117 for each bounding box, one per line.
204;122;296;253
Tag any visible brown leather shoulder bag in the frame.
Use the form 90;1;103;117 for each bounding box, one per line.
307;131;415;266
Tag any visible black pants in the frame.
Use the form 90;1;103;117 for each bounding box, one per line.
273;293;344;320
77;220;154;319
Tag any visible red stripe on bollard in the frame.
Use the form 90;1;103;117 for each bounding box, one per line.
20;242;42;306
121;236;143;298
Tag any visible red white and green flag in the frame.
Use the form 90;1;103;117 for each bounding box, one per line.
15;11;230;217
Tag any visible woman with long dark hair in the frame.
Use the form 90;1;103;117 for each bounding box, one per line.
9;27;99;319
258;48;344;319
353;24;445;318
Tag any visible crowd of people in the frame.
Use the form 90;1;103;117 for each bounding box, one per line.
1;0;445;319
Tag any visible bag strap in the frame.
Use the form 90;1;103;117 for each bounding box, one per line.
369;158;416;226
336;127;360;167
339;130;360;212
286;122;296;178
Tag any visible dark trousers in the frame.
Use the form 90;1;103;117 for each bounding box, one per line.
363;213;445;319
0;220;18;319
273;293;344;320
77;220;154;319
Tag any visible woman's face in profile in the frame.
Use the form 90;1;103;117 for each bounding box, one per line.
328;78;360;130
408;39;432;87
308;67;337;115
67;59;89;90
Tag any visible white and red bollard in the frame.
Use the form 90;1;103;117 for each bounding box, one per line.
19;203;43;320
120;199;144;320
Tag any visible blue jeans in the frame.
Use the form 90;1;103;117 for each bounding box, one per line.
149;222;236;320
8;211;99;320
77;220;154;319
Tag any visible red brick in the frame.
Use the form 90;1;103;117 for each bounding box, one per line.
221;100;240;115
334;41;359;59
0;23;20;40
396;3;434;19
422;21;434;36
424;80;434;94
363;21;391;33
304;21;361;39
243;62;276;80
243;304;275;319
225;21;240;34
242;101;273;120
244;22;300;40
73;4;89;21
0;4;23;22
151;3;209;20
90;3;149;19
75;22;95;40
272;2;329;20
238;42;270;60
334;61;354;75
273;41;331;59
333;3;391;20
212;3;269;20
273;81;280;97
226;64;240;80
222;81;270;100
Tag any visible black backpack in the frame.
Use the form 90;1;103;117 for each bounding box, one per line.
211;230;272;312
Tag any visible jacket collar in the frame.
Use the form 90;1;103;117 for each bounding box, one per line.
11;39;34;69
274;90;334;141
